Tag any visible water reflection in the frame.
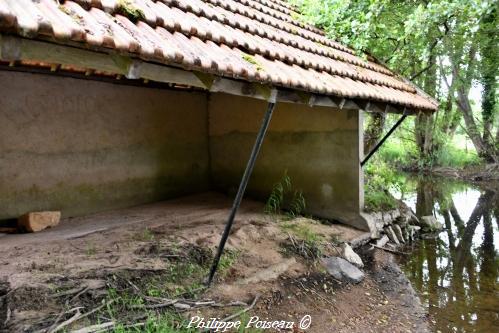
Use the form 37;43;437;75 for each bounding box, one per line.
397;176;498;333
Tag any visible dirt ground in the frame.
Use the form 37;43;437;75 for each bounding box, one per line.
0;192;430;332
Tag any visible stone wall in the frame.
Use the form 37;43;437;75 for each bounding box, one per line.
0;71;210;219
208;93;370;230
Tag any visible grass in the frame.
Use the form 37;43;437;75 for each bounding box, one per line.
264;171;306;218
377;133;482;170
82;244;241;332
280;222;324;260
364;158;404;212
132;228;155;242
112;313;198;333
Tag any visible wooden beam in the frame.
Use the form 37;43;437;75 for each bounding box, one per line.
310;95;338;108
1;35;125;74
0;34;414;114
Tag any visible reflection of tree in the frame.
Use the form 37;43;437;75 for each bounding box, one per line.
406;180;497;333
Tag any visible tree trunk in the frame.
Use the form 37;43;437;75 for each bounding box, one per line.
415;53;437;163
480;7;498;159
452;45;498;163
455;81;497;163
363;112;386;155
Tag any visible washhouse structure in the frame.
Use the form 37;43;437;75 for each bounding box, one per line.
0;0;437;238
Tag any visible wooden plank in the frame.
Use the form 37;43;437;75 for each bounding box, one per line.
210;78;278;102
0;35;126;74
138;62;206;88
311;95;339;108
0;35;410;113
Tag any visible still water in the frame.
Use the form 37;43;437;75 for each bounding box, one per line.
395;176;498;332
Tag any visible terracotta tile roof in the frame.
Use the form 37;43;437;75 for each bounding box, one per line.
0;0;438;111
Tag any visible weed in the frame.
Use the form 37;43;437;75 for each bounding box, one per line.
133;228;155;242
364;158;403;212
218;249;239;273
288;190;306;218
264;171;306;218
112;312;198;333
280;222;324;260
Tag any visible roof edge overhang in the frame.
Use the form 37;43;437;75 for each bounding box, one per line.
0;34;432;115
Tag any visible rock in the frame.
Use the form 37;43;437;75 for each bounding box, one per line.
348;232;372;249
393;224;405;243
395;214;409;227
408;211;420;225
407;225;421;241
420;215;443;231
321;257;365;284
18;211;61;232
385;226;400;245
403;225;410;242
376;235;389;247
341;243;363;268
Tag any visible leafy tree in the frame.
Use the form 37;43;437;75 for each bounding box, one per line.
294;0;498;164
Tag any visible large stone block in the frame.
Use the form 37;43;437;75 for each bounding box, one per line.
18;211;61;232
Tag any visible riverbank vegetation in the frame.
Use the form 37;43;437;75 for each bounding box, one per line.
293;0;498;170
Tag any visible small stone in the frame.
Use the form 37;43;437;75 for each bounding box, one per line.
18;211;61;232
385;226;400;245
393;224;405;243
376;235;389;247
420;216;443;231
341;243;364;267
321;256;365;284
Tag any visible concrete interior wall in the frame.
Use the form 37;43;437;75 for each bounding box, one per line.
1;72;369;231
208;93;369;230
0;71;210;219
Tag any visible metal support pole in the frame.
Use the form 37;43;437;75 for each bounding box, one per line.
207;102;276;286
361;114;407;167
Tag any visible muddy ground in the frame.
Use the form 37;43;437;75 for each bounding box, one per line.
0;193;430;332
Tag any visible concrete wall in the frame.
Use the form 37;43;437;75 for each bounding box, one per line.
209;93;370;230
0;71;210;219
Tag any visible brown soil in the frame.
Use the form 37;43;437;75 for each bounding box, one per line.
0;192;429;332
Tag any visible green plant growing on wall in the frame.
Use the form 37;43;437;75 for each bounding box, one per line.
264;171;306;218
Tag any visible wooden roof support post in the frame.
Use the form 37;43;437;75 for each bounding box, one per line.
207;101;277;286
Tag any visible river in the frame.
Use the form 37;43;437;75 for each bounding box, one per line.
394;175;498;332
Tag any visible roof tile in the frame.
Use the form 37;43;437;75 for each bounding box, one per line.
0;0;437;111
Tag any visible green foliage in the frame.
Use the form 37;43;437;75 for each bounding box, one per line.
264;171;306;218
218;249;239;274
364;158;405;211
296;0;498;165
280;222;324;260
112;313;198;333
281;222;322;243
264;172;290;215
288;190;306;218
434;144;482;168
